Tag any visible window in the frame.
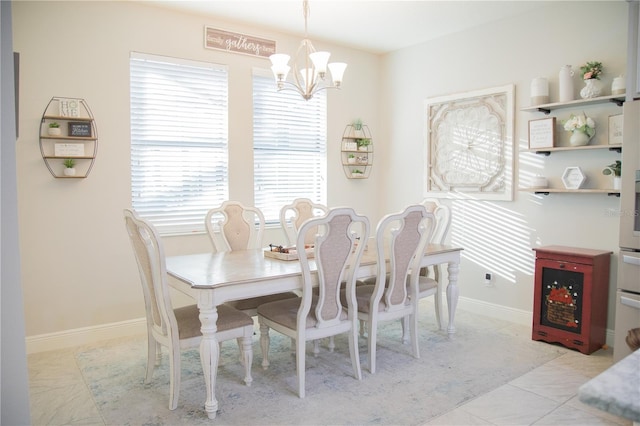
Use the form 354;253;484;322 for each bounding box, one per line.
252;70;327;223
130;52;228;234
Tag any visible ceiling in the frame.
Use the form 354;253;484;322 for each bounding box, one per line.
143;1;547;54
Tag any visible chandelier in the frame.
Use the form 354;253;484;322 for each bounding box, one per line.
269;0;347;100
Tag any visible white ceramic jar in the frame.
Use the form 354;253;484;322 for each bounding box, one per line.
531;175;548;188
612;76;626;95
530;77;549;105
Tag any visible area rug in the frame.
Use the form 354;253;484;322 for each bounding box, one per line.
76;305;566;425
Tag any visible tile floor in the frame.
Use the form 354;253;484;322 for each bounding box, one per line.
424;346;632;426
27;318;632;426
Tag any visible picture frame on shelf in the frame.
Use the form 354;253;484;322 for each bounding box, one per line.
54;143;85;157
68;122;91;137
528;117;555;149
561;166;586;190
344;141;357;151
608;114;623;145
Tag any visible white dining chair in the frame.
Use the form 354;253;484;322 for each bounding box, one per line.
280;198;332;352
257;207;370;398
205;200;266;252
279;198;328;246
345;204;434;373
410;198;452;334
205;201;298;317
123;209;254;410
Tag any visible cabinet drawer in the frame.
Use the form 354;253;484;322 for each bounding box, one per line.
619;251;640;294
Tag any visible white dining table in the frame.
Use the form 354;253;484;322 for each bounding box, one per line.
166;244;463;419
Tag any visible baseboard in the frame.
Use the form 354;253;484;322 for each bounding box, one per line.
25;317;146;354
456;296;615;349
456;296;532;326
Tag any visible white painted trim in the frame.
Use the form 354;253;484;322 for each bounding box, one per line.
25;317;146;354
456;296;615;349
456;296;532;326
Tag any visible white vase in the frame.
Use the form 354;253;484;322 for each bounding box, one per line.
580;79;602;99
48;127;61;136
569;131;592;147
613;176;621;190
559;65;574;102
64;167;76;177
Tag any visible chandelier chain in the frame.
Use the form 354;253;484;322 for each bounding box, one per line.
303;0;309;36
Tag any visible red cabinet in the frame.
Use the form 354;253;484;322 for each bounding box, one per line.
532;246;612;355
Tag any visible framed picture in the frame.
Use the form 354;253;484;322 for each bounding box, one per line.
528;117;555;149
424;84;514;201
608;114;623;145
68;122;91;137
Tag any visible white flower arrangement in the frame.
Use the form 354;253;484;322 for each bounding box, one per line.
563;112;596;138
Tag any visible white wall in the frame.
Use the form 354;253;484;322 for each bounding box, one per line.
13;1;629;348
380;2;627;325
13;0;379;340
1;1;31;422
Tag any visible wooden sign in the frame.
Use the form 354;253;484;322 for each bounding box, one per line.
204;26;276;58
68;122;91;137
55;143;84;157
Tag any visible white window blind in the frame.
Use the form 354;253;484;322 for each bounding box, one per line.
130;52;229;234
252;70;327;223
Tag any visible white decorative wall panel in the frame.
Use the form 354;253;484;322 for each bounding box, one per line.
425;85;514;201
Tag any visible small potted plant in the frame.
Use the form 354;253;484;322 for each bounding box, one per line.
602;160;621;190
63;158;76;176
48;121;61;136
356;138;371;151
351;169;364;178
352;119;363;137
347;154;356;164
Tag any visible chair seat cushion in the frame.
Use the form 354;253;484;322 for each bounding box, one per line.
226;292;298;312
257;296;348;329
340;284;406;314
417;276;438;293
174;304;253;339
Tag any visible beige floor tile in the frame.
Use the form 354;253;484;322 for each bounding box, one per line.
459;384;557;425
533;403;631;425
424;407;493;425
509;360;592;402
546;347;615;377
28;347;104;425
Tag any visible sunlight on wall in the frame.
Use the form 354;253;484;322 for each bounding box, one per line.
449;196;536;283
519;151;547;190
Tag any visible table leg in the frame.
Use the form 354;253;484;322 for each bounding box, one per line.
446;261;460;335
198;293;219;419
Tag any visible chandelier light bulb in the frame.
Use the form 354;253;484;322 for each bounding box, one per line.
309;51;330;76
328;62;347;86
